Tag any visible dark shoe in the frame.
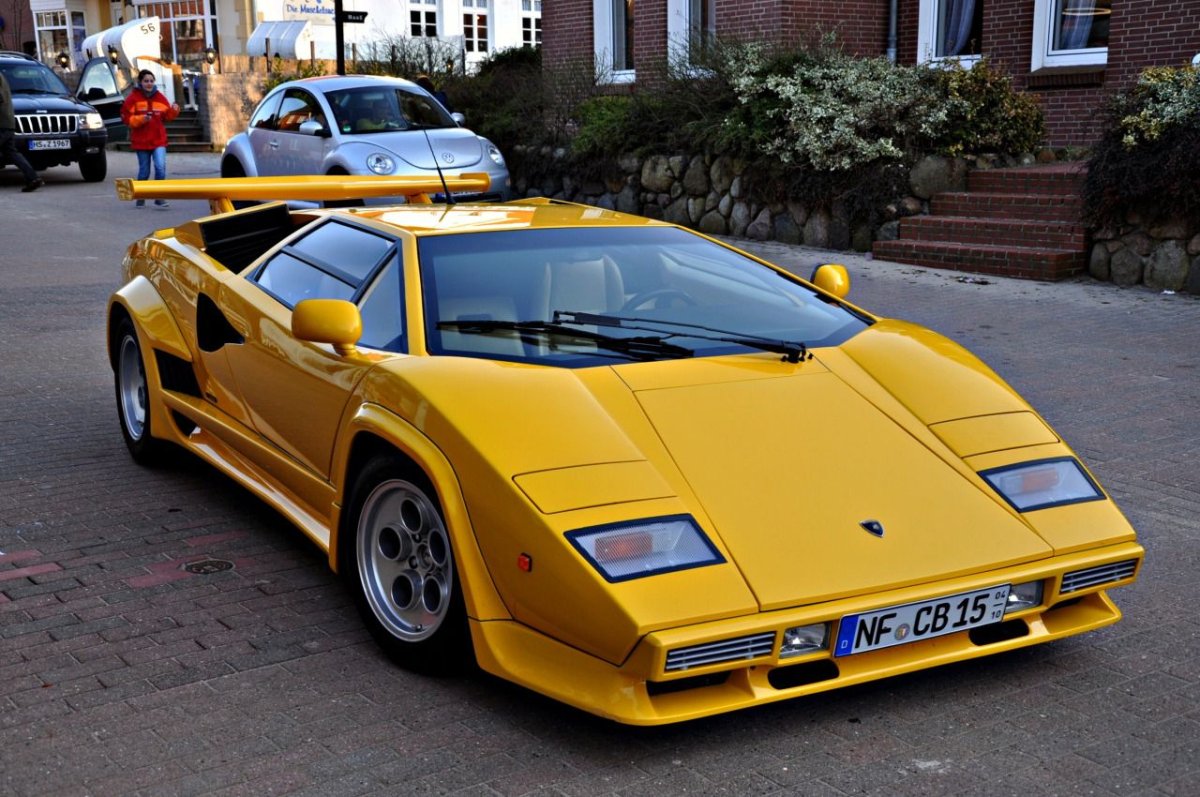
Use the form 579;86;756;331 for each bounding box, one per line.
21;178;44;193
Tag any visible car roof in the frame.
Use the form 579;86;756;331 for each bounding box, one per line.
277;74;422;92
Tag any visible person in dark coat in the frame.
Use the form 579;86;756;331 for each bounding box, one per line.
0;70;43;192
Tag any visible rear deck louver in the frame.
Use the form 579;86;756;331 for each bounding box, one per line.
1061;559;1138;594
665;632;775;672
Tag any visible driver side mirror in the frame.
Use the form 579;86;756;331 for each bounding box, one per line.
810;264;850;298
298;119;330;138
292;299;362;355
450;112;466;127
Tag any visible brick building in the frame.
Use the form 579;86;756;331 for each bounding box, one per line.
545;1;1200;147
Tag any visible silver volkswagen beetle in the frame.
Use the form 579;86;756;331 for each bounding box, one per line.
221;74;511;201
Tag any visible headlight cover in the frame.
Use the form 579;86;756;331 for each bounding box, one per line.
566;515;724;582
366;153;395;174
980;457;1103;512
82;112;105;130
485;141;505;166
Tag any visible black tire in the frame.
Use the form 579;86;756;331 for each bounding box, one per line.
113;316;168;464
323;167;364;208
343;455;471;674
79;151;107;182
221;158;256;209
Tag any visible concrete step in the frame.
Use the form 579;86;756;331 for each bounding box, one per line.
872;239;1087;281
931;191;1083;222
899;215;1087;249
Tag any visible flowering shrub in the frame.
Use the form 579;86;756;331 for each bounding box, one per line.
1083;66;1200;227
931;59;1044;156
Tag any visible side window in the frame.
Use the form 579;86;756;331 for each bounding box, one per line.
251;220;395;308
249;93;282;130
276;88;325;133
358;257;406;352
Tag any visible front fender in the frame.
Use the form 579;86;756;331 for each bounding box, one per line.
221;134;259;177
330;402;511;624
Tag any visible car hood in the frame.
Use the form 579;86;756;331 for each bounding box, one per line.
625;360;1052;610
365;126;485;169
13;94;92;113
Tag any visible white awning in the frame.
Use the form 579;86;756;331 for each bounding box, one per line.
246;20;314;59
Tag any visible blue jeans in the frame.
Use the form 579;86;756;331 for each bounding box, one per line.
135;147;167;206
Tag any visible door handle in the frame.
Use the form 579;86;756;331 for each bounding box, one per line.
268;140;280;149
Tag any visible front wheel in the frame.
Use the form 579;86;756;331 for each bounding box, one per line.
79;152;107;182
344;456;470;674
113;316;167;464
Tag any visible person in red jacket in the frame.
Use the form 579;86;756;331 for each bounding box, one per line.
120;69;180;209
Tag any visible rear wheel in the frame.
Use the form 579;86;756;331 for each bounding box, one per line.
113;316;167;464
344;456;470;674
79;151;107;182
324;166;363;208
221;158;255;208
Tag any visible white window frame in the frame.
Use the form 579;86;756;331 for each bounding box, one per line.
1031;0;1108;72
593;0;634;85
521;0;542;48
410;0;439;39
916;0;982;68
462;0;488;53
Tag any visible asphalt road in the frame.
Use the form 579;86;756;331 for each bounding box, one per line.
1;152;1198;796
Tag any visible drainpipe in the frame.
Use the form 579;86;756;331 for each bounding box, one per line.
887;0;899;63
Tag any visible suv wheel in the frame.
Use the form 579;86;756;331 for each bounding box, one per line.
80;151;107;182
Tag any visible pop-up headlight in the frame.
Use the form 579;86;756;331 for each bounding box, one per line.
980;457;1103;512
566;515;724;582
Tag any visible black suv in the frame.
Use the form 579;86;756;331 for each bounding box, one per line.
1;51;107;182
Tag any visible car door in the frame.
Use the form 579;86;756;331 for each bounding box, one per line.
76;58;129;140
213;219;399;487
253;87;332;176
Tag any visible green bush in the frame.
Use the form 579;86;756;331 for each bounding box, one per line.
1083;66;1200;228
930;59;1044;156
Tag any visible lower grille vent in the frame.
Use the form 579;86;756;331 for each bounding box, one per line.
665;632;775;672
1061;559;1138;594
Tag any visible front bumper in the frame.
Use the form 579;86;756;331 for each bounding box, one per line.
471;541;1143;725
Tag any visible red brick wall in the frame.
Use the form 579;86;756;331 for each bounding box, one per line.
545;0;1200;147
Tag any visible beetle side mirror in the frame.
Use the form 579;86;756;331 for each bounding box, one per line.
810;264;850;298
292;299;362;355
451;112;466;127
298;119;330;138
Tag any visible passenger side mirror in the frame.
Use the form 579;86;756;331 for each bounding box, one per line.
298;119;330;138
810;264;850;298
292;299;362;355
451;112;466;127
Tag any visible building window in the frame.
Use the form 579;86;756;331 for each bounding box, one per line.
138;1;219;73
1031;0;1110;71
917;1;983;64
593;0;634;82
34;10;87;68
667;0;714;66
521;0;542;48
463;0;488;53
411;0;438;38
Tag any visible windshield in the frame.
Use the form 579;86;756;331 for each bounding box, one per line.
420;226;871;367
325;86;455;135
0;61;70;96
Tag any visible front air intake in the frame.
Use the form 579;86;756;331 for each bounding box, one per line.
1060;559;1138;594
665;632;775;672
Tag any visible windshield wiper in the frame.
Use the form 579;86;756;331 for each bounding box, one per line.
436;319;695;361
553;311;810;364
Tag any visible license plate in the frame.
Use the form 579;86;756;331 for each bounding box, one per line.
30;139;71;151
833;584;1011;657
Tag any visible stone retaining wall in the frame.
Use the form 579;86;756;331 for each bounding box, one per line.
1089;221;1200;294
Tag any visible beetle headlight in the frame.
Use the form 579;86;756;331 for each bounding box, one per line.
366;153;395;174
566;515;724;582
81;112;105;130
485;141;505;166
980;458;1103;512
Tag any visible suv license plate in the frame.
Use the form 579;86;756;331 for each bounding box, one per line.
834;584;1011;657
30;139;70;150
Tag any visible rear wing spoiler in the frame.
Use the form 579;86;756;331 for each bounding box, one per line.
114;173;493;214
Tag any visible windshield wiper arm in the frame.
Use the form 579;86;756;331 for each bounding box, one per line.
436;319;694;361
553;311;810;364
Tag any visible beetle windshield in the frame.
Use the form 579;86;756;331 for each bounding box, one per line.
325;86;455;135
419;226;871;367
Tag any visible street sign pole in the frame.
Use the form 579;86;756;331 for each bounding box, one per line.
335;0;346;75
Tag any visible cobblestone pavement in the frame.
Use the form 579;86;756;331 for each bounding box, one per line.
1;154;1198;796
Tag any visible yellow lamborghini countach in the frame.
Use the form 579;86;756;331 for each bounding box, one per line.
107;175;1142;725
